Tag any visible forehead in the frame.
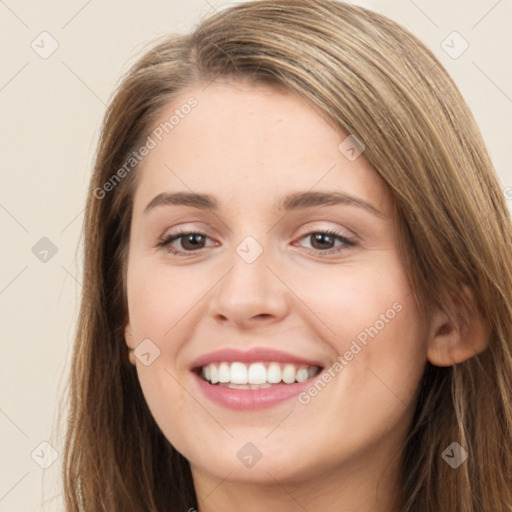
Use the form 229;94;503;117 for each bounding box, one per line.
131;79;392;217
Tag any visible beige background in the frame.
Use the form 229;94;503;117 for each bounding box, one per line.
0;1;511;510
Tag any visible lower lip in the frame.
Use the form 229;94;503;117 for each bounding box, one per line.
191;371;319;410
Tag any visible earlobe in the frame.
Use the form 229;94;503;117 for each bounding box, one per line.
426;286;491;367
124;323;137;366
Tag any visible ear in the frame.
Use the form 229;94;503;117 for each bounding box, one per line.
427;285;491;367
124;322;137;366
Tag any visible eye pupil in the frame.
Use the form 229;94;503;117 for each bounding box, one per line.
311;233;334;250
182;233;205;250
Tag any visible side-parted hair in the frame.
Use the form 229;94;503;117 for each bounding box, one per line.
61;1;512;510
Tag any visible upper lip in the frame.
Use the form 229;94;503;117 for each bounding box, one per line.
189;347;325;371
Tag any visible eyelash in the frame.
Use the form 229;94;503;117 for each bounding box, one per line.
157;228;356;257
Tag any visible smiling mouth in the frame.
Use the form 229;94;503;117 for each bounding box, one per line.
195;361;323;389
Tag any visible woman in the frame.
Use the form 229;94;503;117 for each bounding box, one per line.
61;1;512;510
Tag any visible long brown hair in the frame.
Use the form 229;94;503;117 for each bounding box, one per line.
60;1;512;510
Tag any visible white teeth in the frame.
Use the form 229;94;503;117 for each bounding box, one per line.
267;362;282;383
251;383;271;389
248;362;267;384
296;368;309;382
230;362;247;384
200;361;321;385
218;362;230;383
222;383;272;390
282;364;296;384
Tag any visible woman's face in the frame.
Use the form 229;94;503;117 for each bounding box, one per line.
124;79;428;494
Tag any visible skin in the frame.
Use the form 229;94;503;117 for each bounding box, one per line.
123;79;488;511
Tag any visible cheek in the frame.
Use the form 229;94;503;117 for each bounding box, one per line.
126;262;199;341
282;261;426;465
134;364;195;458
294;255;427;400
292;256;421;345
125;263;206;439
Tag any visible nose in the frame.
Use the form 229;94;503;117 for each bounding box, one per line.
207;243;290;328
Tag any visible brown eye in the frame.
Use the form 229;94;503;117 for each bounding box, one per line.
310;232;336;250
296;230;356;255
158;231;214;255
179;233;207;251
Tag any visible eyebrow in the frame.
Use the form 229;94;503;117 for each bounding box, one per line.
143;191;384;218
